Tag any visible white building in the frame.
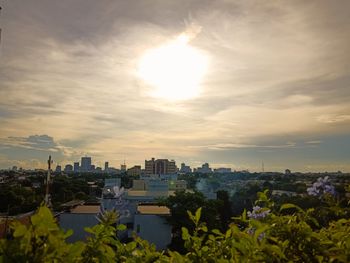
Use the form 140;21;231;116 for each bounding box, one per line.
134;205;172;250
60;205;100;242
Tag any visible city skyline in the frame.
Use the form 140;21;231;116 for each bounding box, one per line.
0;1;350;172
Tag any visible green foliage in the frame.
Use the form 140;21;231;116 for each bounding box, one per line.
0;205;84;262
1;189;349;262
159;191;222;251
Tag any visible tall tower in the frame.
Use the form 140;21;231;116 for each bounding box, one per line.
0;6;2;45
81;156;92;172
262;161;265;173
45;155;53;207
121;160;126;172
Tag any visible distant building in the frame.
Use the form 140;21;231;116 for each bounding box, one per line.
73;162;80;173
214;167;232;174
121;164;127;172
104;178;121;188
64;164;73;173
105;167;121;175
127;165;142;177
145;158;177;175
81;157;92;172
195;163;212;174
168;180;187;191
133;179;146;190
180;163;192;173
104;162;109;172
147;180;169;192
55;165;62;173
285;169;291;175
12;166;17;171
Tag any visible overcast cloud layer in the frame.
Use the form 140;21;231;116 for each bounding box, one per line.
0;0;349;171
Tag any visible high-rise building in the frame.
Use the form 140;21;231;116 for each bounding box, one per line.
104;162;109;172
121;163;127;172
180;163;192;173
195;163;212;174
127;165;142;177
64;164;73;173
73;162;80;173
55;165;62;173
145;158;177;175
81;157;92;172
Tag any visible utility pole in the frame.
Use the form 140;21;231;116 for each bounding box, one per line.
45;155;53;207
0;6;2;45
262;161;265;173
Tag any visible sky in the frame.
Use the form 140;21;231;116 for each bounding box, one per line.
0;0;349;172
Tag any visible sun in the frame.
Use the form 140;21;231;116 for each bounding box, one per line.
138;34;208;101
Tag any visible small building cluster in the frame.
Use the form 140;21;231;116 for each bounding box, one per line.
59;157;191;250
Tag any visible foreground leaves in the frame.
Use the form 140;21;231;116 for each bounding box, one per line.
0;190;349;262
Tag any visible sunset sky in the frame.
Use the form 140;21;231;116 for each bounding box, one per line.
0;0;349;172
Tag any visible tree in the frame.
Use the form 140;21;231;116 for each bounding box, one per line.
216;190;232;229
161;191;221;252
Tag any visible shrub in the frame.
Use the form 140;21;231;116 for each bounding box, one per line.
0;188;349;262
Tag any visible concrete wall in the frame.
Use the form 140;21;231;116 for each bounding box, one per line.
60;213;99;242
134;214;171;250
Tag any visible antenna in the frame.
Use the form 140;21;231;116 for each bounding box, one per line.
44;155;53;207
262;161;265;173
0;6;2;45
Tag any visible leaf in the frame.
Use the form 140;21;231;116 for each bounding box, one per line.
268;245;286;259
195;208;202;224
242;209;247;221
225;228;232;239
64;229;73;238
187;210;195;222
212;229;222;236
181;227;190;240
126;241;137;251
84;227;94;234
280;203;303;213
117;224;127;231
13;225;27;237
199;225;208;233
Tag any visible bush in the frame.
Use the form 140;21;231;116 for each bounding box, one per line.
0;189;349;262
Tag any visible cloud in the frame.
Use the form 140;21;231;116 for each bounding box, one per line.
189;142;297;151
0;135;81;168
0;0;349;171
317;114;350;124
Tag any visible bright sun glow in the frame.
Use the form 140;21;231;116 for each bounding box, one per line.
138;34;208;100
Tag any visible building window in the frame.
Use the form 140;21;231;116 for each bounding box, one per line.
126;223;134;229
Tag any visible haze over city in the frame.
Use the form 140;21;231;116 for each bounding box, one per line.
0;0;349;172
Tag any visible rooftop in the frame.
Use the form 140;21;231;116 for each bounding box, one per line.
137;205;170;215
70;205;100;214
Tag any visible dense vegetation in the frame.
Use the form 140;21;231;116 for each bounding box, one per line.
1;184;349;262
0;173;119;214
